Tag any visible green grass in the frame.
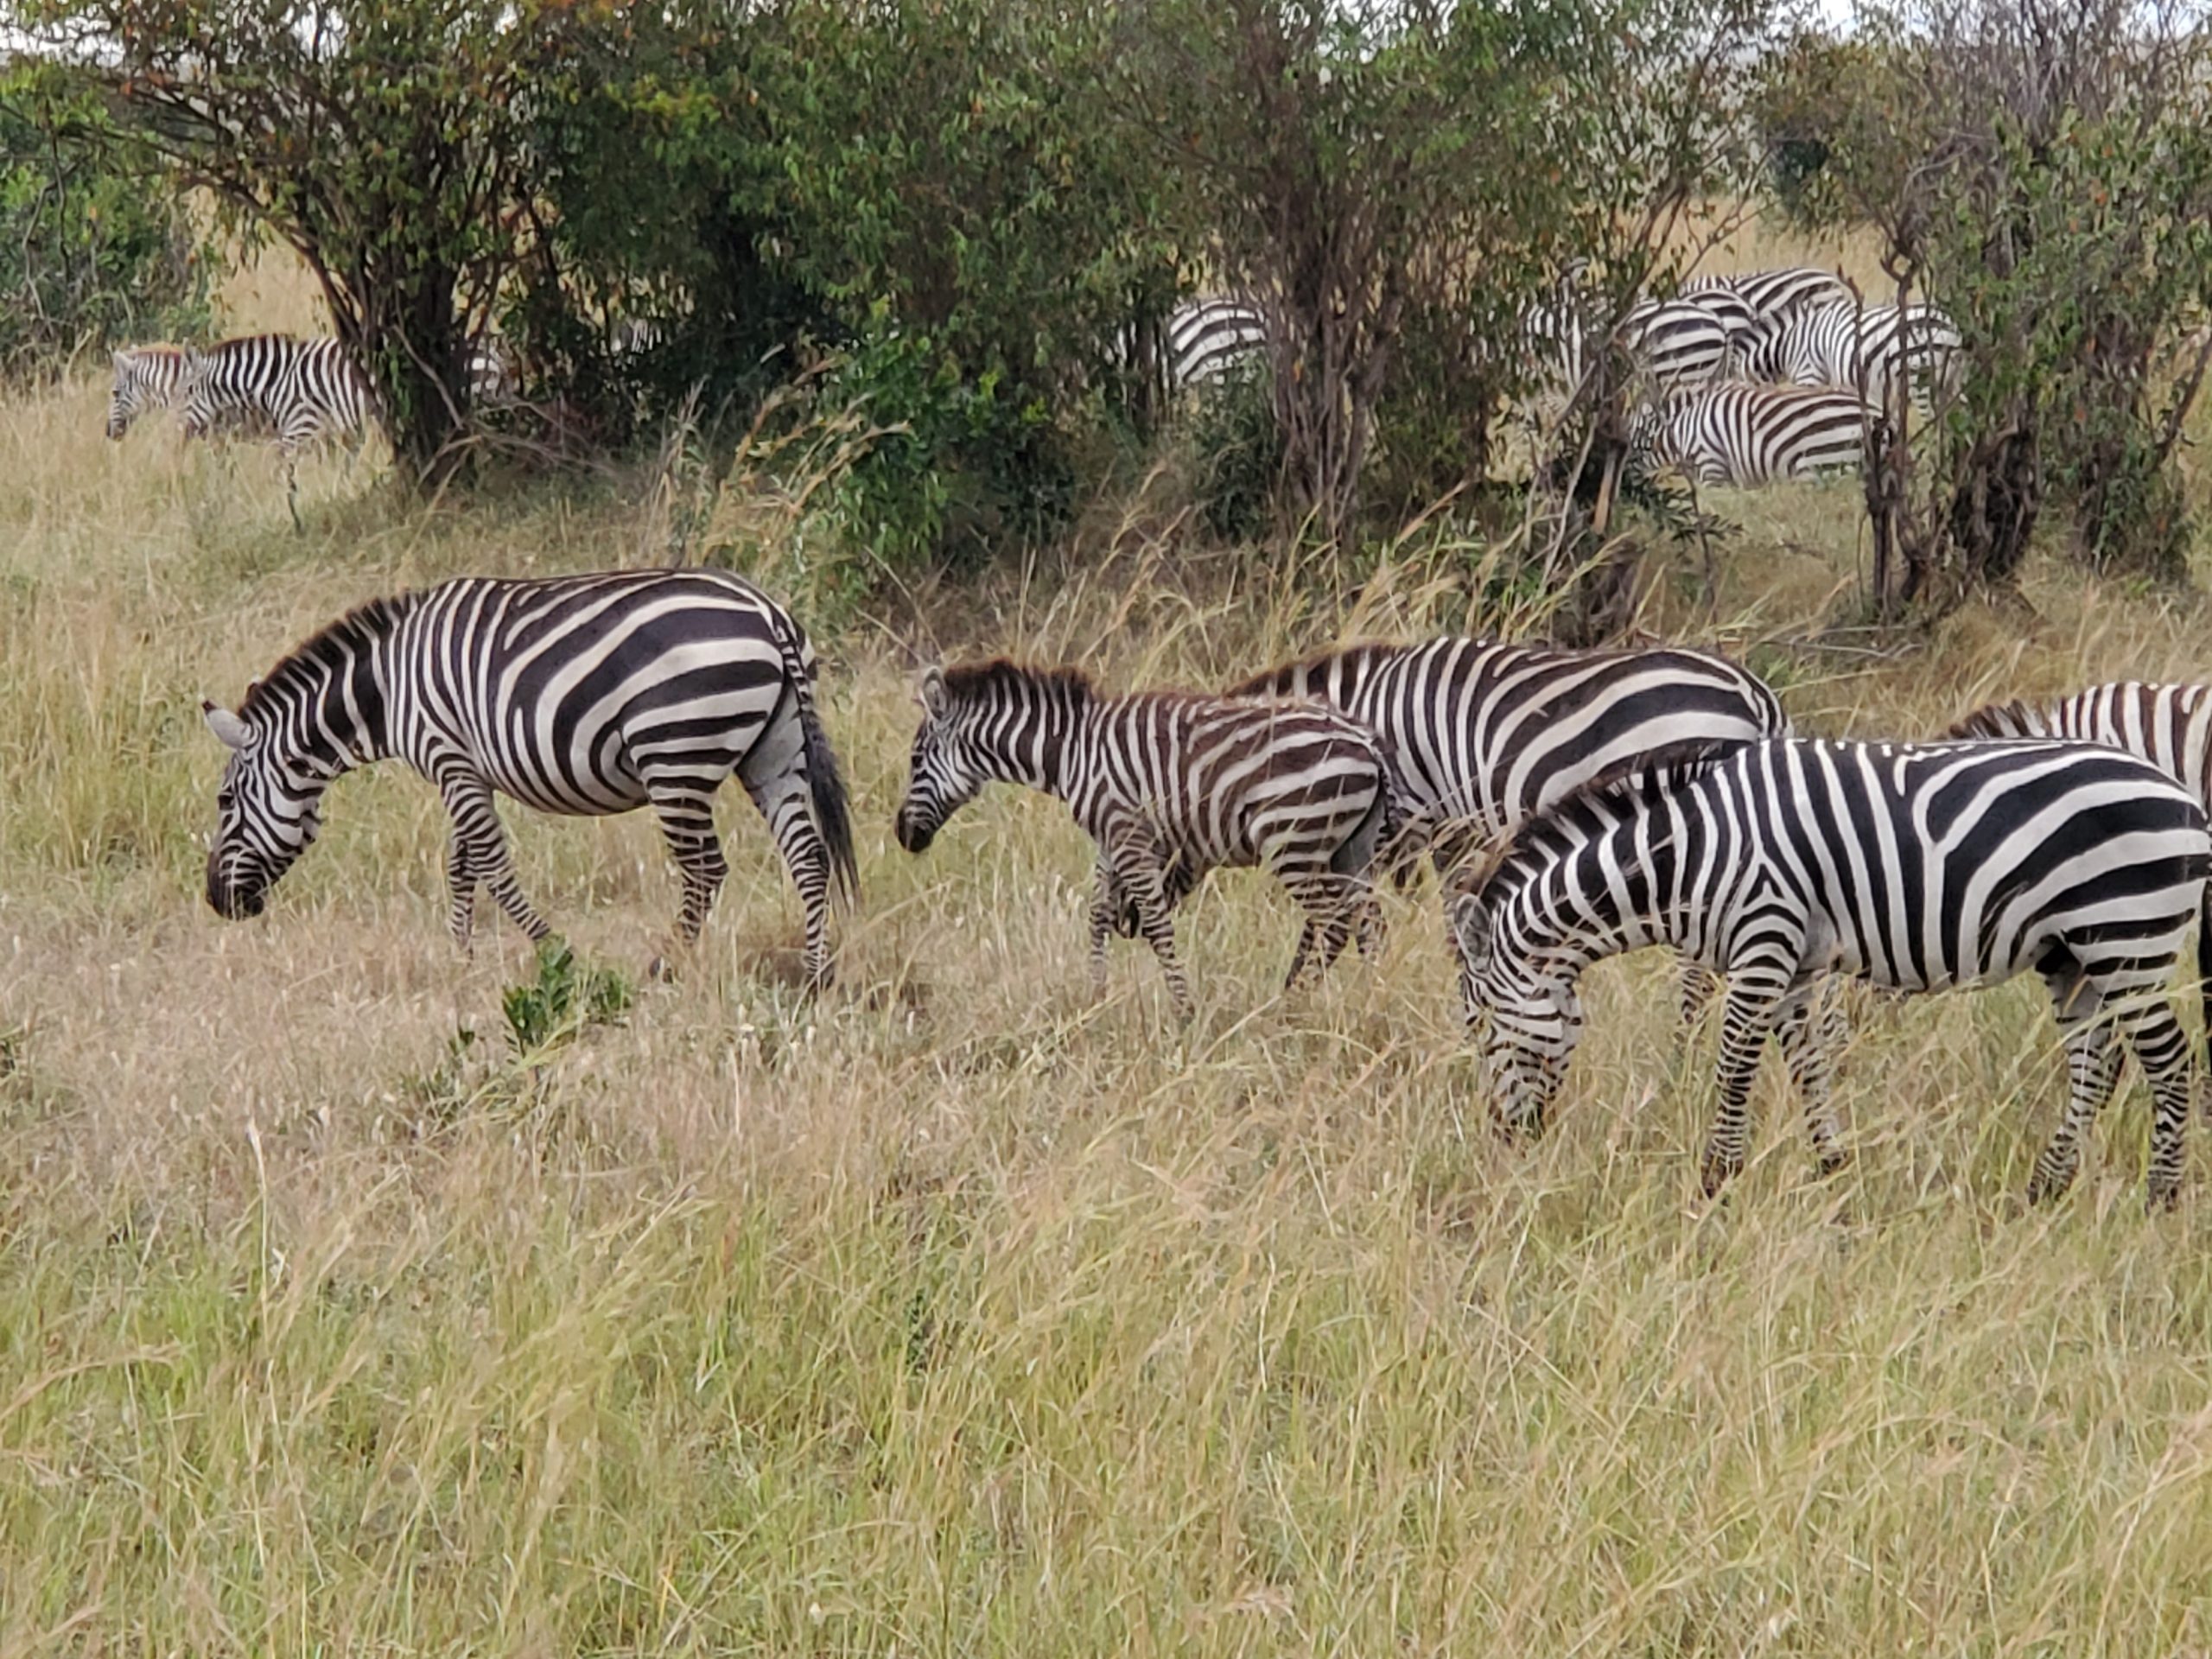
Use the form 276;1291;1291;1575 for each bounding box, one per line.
6;360;2212;1655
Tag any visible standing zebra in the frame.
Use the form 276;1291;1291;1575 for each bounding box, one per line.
1629;383;1879;487
105;345;191;439
893;659;1413;1020
1448;737;2211;1205
1522;294;1730;401
1738;301;1961;407
182;334;378;524
1682;266;1853;327
202;569;858;988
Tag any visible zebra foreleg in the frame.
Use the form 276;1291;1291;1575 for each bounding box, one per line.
1101;831;1192;1022
1700;963;1793;1196
1280;871;1364;989
2026;963;2120;1205
445;836;480;951
437;772;550;945
1774;976;1849;1179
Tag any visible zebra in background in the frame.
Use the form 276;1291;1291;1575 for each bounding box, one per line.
1449;737;2211;1205
105;345;192;439
1629;383;1880;487
893;659;1413;1021
182;334;378;523
1739;300;1962;408
1528;296;1731;400
201;569;859;988
1683;266;1853;327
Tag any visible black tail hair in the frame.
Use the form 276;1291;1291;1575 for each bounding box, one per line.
769;616;860;908
2199;881;2211;1126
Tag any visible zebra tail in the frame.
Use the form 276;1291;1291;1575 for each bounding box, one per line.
2198;878;2211;1122
769;617;861;909
1350;739;1425;889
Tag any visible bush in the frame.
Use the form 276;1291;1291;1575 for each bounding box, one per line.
0;91;209;375
1186;364;1281;543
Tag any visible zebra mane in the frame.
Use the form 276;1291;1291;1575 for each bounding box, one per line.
938;657;1096;708
1224;639;1410;699
238;594;418;718
1946;697;2048;741
1452;735;1751;909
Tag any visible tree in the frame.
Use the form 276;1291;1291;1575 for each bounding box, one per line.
22;0;577;486
1768;0;2212;603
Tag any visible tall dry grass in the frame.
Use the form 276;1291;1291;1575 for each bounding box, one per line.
7;278;2212;1654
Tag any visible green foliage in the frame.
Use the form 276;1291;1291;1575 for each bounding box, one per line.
502;942;632;1059
1186;364;1282;543
0;84;209;374
1761;5;2212;595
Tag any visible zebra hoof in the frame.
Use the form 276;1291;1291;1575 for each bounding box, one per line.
1814;1151;1850;1181
1699;1155;1740;1198
645;955;675;984
2146;1179;2183;1214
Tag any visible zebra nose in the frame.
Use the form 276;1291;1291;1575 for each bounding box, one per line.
894;812;933;855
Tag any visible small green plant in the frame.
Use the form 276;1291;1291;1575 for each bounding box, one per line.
502;940;632;1058
1187;362;1281;543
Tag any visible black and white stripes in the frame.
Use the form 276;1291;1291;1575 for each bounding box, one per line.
1449;737;2211;1205
105;345;191;439
1630;383;1879;486
893;659;1411;1020
201;569;858;987
181;335;375;454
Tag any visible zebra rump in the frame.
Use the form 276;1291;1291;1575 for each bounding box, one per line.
1631;382;1878;486
1951;680;2212;1103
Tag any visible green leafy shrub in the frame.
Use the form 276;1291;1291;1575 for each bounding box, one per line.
1186;364;1281;544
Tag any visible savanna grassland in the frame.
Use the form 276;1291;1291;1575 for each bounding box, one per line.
6;251;2212;1655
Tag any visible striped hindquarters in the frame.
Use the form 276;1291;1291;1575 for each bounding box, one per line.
1164;296;1268;387
1949;682;2212;808
1226;635;1786;842
1620;300;1730;394
1686;266;1852;324
183;335;374;450
1634;382;1875;486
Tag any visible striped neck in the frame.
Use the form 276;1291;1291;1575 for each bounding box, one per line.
238;596;410;774
1495;797;1687;979
944;666;1093;800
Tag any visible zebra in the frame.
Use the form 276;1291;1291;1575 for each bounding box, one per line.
1165;296;1268;386
1531;297;1731;400
1738;300;1962;407
892;659;1413;1021
1951;680;2212;1070
1682;266;1853;326
105;345;190;439
181;335;378;523
1628;382;1880;487
1447;736;2211;1206
200;569;859;988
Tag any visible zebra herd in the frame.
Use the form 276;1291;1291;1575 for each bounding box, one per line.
203;567;2212;1210
1129;265;1958;493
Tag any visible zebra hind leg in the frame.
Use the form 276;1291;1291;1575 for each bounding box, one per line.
2026;960;2120;1205
1103;831;1192;1023
2116;996;2194;1210
1281;871;1364;989
732;771;839;991
445;835;480;951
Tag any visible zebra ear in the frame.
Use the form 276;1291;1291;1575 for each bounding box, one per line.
918;665;948;718
202;699;252;752
1447;892;1495;973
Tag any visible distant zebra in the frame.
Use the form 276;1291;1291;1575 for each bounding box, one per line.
105;345;190;439
1449;737;2211;1205
1166;296;1268;386
1630;383;1878;487
1739;300;1961;407
183;335;378;522
893;659;1413;1020
1683;266;1853;326
1523;296;1730;400
201;569;858;988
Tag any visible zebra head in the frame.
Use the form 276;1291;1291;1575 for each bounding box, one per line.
106;348;174;440
894;666;990;854
201;698;330;919
1447;887;1581;1133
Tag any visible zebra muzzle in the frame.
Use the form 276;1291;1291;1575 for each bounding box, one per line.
893;813;936;855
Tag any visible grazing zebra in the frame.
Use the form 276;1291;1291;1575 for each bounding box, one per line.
105;345;190;439
1629;383;1879;487
1166;296;1268;386
1739;301;1962;407
1683;266;1852;326
182;335;378;523
201;569;859;988
1448;737;2211;1205
893;659;1412;1020
1522;293;1729;400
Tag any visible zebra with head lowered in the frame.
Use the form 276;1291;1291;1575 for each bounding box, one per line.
1630;384;1881;487
893;659;1414;1021
106;345;192;439
182;334;378;523
202;569;859;988
1449;737;2211;1206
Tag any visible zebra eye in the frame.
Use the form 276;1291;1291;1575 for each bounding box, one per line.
217;786;236;810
